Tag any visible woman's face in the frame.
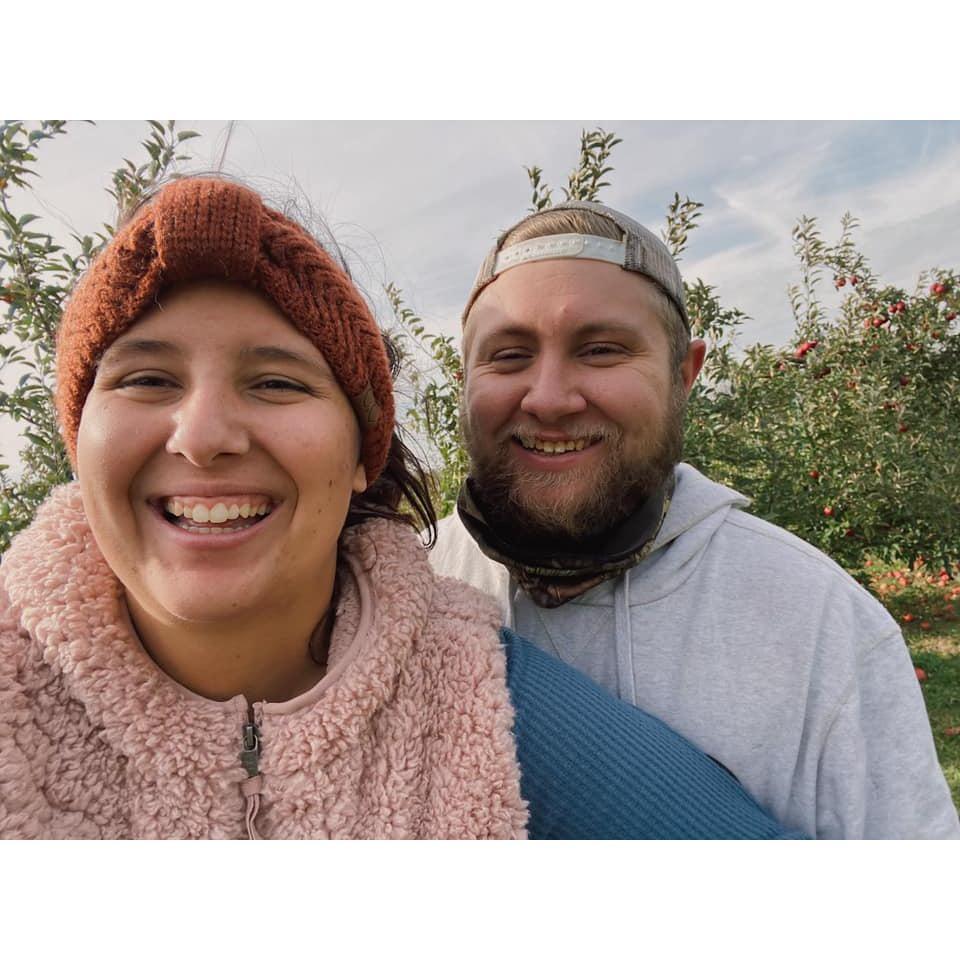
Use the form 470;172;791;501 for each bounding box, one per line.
77;281;367;627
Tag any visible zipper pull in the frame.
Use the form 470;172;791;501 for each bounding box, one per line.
239;716;264;840
239;721;260;777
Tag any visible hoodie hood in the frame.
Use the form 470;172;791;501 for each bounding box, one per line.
654;463;750;546
430;462;752;619
623;463;751;605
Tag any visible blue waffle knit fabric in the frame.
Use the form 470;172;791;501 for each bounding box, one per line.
503;628;808;840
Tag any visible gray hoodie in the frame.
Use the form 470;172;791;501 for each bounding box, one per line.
431;463;960;838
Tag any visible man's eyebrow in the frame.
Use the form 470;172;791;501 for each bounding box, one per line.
472;319;641;350
470;324;536;351
571;319;643;339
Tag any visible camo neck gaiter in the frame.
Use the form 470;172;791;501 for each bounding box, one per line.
456;471;675;608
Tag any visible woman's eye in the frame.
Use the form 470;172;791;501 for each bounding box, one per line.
255;378;309;393
118;374;177;389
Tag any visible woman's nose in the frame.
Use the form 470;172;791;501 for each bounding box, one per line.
165;385;251;466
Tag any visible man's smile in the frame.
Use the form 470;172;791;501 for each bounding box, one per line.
513;433;603;455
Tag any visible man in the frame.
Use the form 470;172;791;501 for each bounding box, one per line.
431;200;960;839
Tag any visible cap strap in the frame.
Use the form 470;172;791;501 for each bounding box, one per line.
491;233;626;277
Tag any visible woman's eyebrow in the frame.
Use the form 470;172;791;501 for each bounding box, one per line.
98;340;335;379
239;345;333;376
98;338;180;367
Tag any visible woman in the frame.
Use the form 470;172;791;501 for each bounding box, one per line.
0;178;802;839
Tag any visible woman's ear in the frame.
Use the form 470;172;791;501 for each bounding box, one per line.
352;461;368;495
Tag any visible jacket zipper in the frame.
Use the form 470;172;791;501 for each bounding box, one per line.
239;705;263;840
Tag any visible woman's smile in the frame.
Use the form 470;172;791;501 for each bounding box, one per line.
146;494;279;546
76;281;367;627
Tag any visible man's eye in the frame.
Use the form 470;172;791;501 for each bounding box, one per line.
581;344;623;358
491;350;530;363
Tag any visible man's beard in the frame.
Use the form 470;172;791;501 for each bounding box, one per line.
462;379;687;548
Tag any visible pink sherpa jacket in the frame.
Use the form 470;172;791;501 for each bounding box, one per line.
0;484;527;839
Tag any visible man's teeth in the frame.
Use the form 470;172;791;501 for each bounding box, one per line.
164;499;272;524
518;437;590;454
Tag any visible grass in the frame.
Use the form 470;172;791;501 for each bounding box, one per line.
907;623;960;813
859;557;960;812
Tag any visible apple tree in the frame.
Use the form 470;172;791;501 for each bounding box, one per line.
0;120;199;552
684;213;959;575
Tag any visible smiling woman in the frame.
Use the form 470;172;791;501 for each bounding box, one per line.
76;283;370;702
0;177;804;839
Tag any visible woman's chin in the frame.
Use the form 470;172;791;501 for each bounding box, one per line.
128;577;269;628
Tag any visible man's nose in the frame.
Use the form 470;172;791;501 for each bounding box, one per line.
518;357;587;422
165;385;251;466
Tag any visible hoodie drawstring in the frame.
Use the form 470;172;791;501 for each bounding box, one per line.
614;567;638;705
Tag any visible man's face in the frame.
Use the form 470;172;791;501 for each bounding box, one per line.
462;258;704;542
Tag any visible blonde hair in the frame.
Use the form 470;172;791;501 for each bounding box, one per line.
502;208;690;372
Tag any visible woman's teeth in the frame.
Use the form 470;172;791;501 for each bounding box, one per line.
518;437;591;454
173;521;260;535
162;498;272;530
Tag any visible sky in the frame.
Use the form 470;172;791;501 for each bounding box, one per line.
2;119;959;469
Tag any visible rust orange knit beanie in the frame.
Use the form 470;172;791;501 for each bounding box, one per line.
56;177;394;482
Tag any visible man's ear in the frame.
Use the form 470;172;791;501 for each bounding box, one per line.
460;323;475;381
679;339;707;395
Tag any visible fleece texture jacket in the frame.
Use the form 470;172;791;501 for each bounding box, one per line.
0;484;527;840
432;463;960;839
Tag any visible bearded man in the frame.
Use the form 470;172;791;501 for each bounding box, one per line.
430;201;959;839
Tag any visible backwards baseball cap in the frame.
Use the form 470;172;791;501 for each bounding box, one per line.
462;200;690;330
